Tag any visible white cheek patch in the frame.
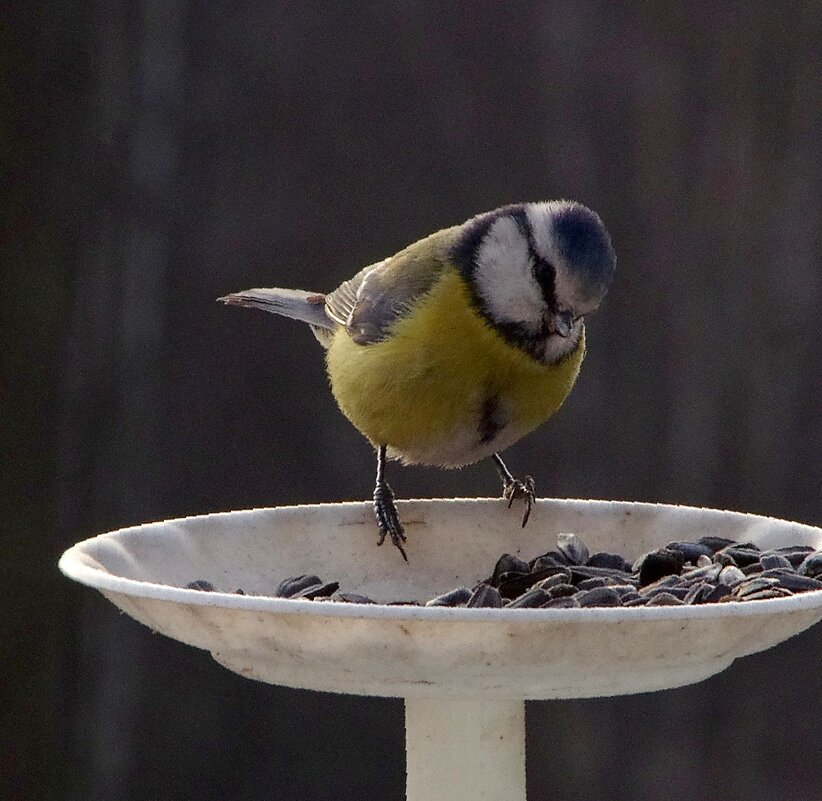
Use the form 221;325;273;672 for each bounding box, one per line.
473;216;544;331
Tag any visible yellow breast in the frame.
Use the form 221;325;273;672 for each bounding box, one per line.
325;267;585;467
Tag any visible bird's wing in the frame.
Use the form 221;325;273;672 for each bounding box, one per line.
325;227;458;345
324;261;386;327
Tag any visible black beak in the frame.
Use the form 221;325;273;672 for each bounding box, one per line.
552;311;574;338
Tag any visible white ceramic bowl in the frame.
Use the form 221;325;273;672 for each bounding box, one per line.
59;498;822;699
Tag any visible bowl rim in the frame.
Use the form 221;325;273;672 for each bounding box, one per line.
58;497;822;624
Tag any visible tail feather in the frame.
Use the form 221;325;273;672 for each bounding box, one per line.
218;287;334;330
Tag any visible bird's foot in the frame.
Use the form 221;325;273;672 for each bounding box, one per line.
502;475;536;528
374;480;407;561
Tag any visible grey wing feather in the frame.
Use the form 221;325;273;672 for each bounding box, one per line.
219;287;334;330
324;260;387;327
326;255;443;345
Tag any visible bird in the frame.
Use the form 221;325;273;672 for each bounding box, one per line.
219;201;616;561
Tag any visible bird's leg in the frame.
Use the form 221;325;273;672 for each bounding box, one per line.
373;445;408;561
491;453;536;528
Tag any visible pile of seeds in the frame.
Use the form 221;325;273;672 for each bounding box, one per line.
185;533;822;608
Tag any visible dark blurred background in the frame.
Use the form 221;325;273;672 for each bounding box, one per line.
3;2;820;799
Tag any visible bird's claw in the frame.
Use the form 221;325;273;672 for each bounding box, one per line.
503;475;536;528
374;480;408;561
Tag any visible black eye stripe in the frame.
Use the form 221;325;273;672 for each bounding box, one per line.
509;208;558;310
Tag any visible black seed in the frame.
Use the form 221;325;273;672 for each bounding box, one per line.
235;588;245;595
644;585;690;601
610;584;641;597
718;546;761;567
533;572;573;591
734;577;780;597
587;551;630;571
718;566;746;586
624;596;650;606
293;581;339;600
549;583;578;599
467;584;503;608
646;592;685;606
569;565;637;585
760;553;793;571
713;551;738;567
530;551;572;570
541;596;579;608
704;584;732;602
618;591;642;604
557;533;590;565
739;588;793;601
636;549;685;586
426;587;472;607
577;577;609;590
770;545;815;567
762;571;822;593
336;592;377;604
506;588;550;608
576;587;622;607
274;574;323;598
698;536;737;553
497;572;538;599
639;574;683;595
666;541;714;563
798;552;822;578
529;565;573;583
680;563;722;584
684;582;714;605
741;562;764;576
185;580;215;592
490;554;530;584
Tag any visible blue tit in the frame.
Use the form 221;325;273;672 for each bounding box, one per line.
220;201;616;560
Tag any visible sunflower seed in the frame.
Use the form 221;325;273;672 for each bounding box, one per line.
541;596;579;608
666;541;714;563
293;581;339;600
760;553;793;570
646;592;685;606
490;553;530;584
635;549;685;586
798;551;822;578
530;551;571;570
185;579;215;591
587;551;630;571
698;536;737;552
576;587;622;607
557;533;590;565
274;574;323;598
763;572;822;593
718;546;761;567
734;577;780;598
336;592;377;604
533;571;573;591
739;588;793;601
506;588;550;608
718;566;746;586
549;583;578;599
426;587;472;607
467;584;503;608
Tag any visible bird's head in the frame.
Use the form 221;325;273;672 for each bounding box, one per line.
454;200;616;363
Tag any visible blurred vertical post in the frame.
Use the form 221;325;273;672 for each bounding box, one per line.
57;1;183;797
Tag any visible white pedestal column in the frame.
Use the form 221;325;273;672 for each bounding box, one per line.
405;697;526;801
